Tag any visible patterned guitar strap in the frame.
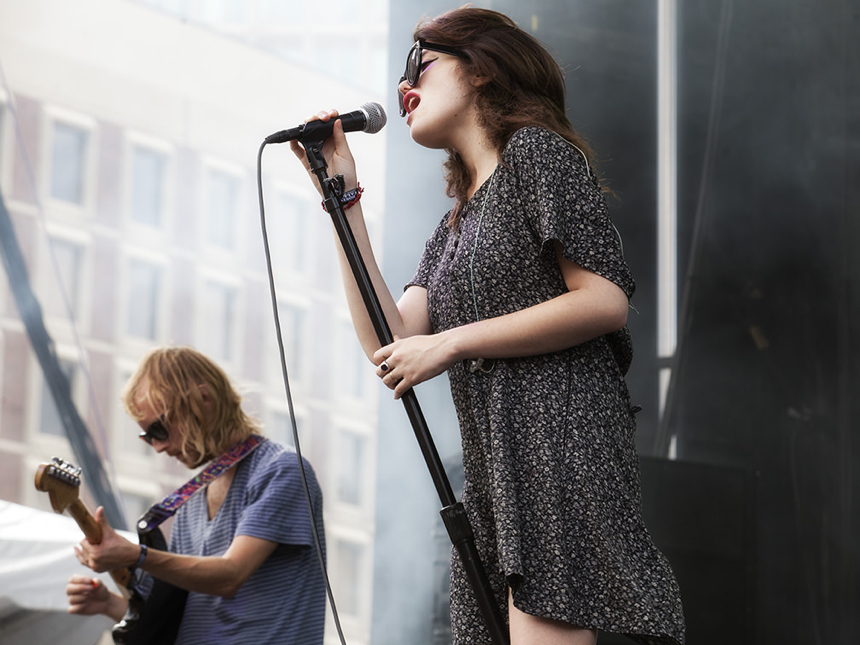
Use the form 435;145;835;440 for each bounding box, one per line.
136;434;264;536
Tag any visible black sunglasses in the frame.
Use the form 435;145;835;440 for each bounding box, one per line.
139;416;169;445
398;40;464;117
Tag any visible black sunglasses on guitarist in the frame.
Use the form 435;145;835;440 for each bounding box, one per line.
139;416;169;445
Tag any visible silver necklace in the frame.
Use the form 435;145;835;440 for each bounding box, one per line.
466;167;498;374
469;167;498;323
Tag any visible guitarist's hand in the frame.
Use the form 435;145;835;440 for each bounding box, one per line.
66;575;128;622
74;506;139;573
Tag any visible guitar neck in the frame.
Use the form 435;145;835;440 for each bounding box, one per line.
66;499;101;543
66;499;132;596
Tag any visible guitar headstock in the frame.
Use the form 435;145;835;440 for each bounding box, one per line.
35;457;82;514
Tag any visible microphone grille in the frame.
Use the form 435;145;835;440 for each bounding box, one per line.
360;102;387;134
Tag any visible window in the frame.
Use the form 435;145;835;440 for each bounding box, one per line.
334;539;366;617
336;319;368;399
126;259;163;339
199;0;245;22
130;145;167;227
117;367;148;456
199;280;237;361
369;43;388;96
258;0;291;21
206;167;239;250
269;192;310;276
0;102;6;179
139;0;187;15
50;121;88;204
43;238;85;320
323;44;360;86
39;358;79;437
269;409;305;449
276;301;308;382
337;428;367;507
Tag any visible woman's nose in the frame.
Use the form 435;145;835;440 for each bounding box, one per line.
397;75;412;95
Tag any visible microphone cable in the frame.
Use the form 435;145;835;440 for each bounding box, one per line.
256;140;349;645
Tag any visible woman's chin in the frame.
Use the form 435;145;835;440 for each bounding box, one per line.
408;124;448;151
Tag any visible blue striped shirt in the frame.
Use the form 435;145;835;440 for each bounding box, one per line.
169;438;326;644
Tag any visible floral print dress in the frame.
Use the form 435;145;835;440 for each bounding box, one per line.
409;127;685;645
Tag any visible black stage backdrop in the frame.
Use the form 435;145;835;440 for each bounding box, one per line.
374;1;859;644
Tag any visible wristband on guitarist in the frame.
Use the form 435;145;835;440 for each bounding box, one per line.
133;545;147;571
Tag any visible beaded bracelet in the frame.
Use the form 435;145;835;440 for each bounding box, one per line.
321;184;364;211
341;184;364;210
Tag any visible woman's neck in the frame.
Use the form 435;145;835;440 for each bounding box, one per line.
458;131;499;200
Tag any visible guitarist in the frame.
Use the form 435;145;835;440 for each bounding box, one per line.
65;346;327;645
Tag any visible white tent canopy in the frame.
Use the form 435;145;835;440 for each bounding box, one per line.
0;500;125;645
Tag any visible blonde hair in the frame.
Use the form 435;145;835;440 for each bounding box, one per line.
122;346;261;467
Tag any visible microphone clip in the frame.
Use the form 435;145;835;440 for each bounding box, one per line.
325;174;346;199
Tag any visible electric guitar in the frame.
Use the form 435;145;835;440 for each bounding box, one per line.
35;457;186;645
34;457;132;595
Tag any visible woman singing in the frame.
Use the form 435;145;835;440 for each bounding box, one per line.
292;7;685;644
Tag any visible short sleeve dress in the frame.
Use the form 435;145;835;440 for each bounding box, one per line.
409;127;685;645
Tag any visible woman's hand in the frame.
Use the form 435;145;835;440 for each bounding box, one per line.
74;507;139;573
289;110;359;197
373;333;459;399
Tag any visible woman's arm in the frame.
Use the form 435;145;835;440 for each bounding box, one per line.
289;113;431;358
375;242;629;398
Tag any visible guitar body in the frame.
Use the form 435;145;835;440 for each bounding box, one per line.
112;527;187;645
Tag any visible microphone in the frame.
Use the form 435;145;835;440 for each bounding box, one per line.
265;102;387;144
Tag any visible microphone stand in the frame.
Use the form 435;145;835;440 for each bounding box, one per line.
301;138;509;645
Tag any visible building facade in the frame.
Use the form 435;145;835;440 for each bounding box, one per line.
0;1;389;643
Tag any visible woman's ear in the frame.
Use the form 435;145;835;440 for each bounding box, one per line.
471;74;491;88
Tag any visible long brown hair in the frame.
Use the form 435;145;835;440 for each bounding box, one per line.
122;346;261;467
413;6;594;227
